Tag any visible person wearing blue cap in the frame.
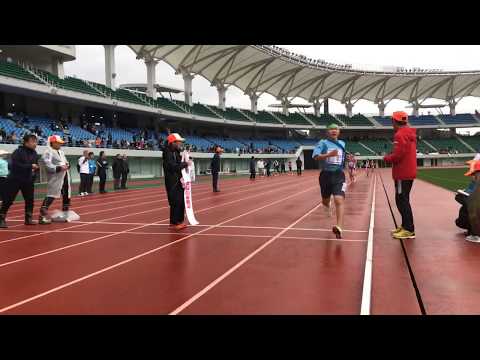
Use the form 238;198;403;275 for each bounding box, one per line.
312;123;347;239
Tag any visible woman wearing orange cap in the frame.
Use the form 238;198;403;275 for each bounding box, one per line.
38;135;71;224
384;111;417;240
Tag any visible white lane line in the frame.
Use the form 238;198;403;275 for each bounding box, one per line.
360;175;377;315
0;185;317;313
168;201;325;315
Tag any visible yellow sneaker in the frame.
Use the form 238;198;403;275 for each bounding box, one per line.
391;226;403;235
392;229;415;239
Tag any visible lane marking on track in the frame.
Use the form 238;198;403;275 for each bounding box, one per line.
360;175;376;315
169;201;327;315
0;184;318;313
0;175;307;244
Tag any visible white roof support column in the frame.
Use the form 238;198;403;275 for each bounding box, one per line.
281;97;290;116
411;101;419;116
345;102;353;117
378;102;386;116
249;92;259;114
145;59;158;100
448;98;456;116
104;45;117;90
52;58;65;79
182;72;194;107
217;84;227;111
312;99;321;117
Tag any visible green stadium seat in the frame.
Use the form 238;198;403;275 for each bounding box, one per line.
0;60;43;84
271;112;311;126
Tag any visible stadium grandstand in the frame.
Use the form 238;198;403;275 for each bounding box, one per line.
1;45;480;182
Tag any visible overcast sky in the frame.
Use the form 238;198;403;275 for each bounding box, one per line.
63;45;480;118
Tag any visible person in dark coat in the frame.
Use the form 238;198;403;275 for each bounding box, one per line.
121;154;129;189
296;157;303;176
96;151;109;194
211;146;222;192
112;154;122;190
0;134;39;228
162;133;190;230
249;156;256;180
265;159;271;177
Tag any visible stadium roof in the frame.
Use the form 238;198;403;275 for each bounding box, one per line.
128;45;480;106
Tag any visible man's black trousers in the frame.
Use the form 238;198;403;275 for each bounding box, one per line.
166;182;185;225
79;173;89;193
99;173;107;192
0;179;35;216
394;180;415;232
212;171;219;191
121;172;128;189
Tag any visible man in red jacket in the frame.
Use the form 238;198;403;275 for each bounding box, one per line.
384;111;417;239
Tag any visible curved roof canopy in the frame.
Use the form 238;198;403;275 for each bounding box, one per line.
128;45;480;106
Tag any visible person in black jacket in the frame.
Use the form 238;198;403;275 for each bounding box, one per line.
249;156;256;180
0;134;39;228
96;151;109;193
121;154;129;189
296;157;303;176
265;159;271;177
211;146;222;192
163;133;190;230
112;154;122;190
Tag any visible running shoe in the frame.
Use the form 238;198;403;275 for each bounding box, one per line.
392;229;415;239
391;226;403;235
466;235;480;243
332;225;342;239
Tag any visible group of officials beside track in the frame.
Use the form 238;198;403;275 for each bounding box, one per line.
1;114;480;243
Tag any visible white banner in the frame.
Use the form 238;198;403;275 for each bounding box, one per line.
181;150;199;225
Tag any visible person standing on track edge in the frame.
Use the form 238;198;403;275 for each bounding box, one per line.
38;135;71;225
211;146;222;192
96;151;109;194
384;111;417;240
296;157;302;176
121;154;129;189
112;154;122;190
0;134;39;228
162;133;191;231
249;156;256;180
312;123;347;239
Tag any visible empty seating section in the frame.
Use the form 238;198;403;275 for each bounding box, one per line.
204;136;245;151
296;139;318;146
439;114;478;125
272;112;311;126
89;81;116;97
0;61;43;84
62;77;101;96
337;114;373;127
153;97;186;113
113;89;146;105
407;115;440;126
373;117;392;127
417;140;434;154
253;111;283;124
212;106;252;122
460;136;480;152
360;139;392;155
304;113;342;126
426;138;472;153
269;139;300;152
346;142;373;156
184;135;213;151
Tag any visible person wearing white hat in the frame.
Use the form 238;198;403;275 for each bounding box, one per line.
38;135;72;225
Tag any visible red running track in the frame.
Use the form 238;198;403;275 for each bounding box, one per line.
0;171;375;314
2;168;476;314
